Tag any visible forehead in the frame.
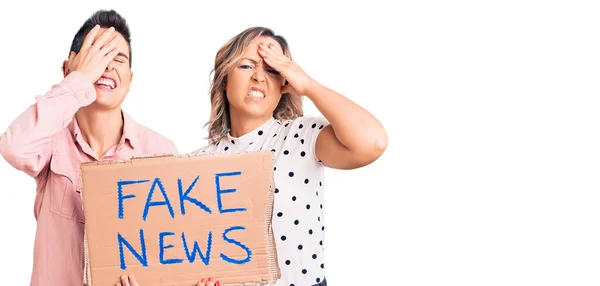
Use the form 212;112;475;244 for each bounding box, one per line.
95;28;130;56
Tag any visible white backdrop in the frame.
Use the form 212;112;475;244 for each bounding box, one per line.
0;0;599;285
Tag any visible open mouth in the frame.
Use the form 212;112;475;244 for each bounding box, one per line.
94;76;117;90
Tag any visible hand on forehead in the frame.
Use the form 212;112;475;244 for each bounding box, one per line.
255;36;283;54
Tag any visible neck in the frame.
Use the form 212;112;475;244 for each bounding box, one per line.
229;110;272;138
75;106;124;158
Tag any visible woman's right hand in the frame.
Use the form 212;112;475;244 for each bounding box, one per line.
197;277;222;286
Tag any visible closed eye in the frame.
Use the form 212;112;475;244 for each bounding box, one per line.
266;69;280;76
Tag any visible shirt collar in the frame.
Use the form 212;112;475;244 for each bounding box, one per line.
69;110;139;149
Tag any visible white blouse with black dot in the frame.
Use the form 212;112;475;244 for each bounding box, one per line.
195;116;329;286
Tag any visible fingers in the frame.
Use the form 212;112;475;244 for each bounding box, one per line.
129;274;140;286
68;51;76;63
99;34;120;55
120;275;131;286
81;25;101;51
90;27;116;52
197;277;219;286
98;35;121;59
258;42;287;64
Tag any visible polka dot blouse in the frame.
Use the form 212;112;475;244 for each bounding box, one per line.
195;116;329;286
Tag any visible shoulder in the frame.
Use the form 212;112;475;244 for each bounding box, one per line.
193;144;213;154
132;122;179;155
280;116;329;141
281;116;329;130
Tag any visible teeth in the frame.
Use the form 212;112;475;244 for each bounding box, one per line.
95;78;115;89
249;90;265;98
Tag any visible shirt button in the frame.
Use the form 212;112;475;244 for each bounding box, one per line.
84;93;90;99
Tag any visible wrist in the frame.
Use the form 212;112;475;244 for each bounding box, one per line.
304;79;321;99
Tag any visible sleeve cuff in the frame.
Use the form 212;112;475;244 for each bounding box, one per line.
61;71;96;106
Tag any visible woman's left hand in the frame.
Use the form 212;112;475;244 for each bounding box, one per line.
257;41;314;97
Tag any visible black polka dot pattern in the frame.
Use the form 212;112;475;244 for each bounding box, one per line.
198;117;329;286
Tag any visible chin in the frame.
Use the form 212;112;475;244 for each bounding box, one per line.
243;107;270;118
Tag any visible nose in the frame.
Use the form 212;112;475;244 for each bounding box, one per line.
106;61;115;71
251;68;266;83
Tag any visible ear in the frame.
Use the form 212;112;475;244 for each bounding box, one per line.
62;61;69;78
62;51;76;78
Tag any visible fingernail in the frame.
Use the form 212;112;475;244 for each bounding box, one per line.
117;283;122;286
208;277;213;282
200;278;206;283
216;281;222;286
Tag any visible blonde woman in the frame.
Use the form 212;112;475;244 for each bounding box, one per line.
195;27;388;286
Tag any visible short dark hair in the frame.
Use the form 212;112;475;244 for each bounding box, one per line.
69;10;132;67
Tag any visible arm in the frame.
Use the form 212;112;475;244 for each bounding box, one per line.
306;81;387;169
0;72;95;177
0;25;122;177
258;42;388;170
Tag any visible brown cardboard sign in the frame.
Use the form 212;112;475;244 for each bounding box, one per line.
81;152;280;286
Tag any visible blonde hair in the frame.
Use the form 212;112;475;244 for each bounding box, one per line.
205;27;303;144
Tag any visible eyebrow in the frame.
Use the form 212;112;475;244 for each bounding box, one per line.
116;52;129;59
241;57;260;64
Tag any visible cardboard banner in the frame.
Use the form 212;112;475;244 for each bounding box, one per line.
81;152;280;286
